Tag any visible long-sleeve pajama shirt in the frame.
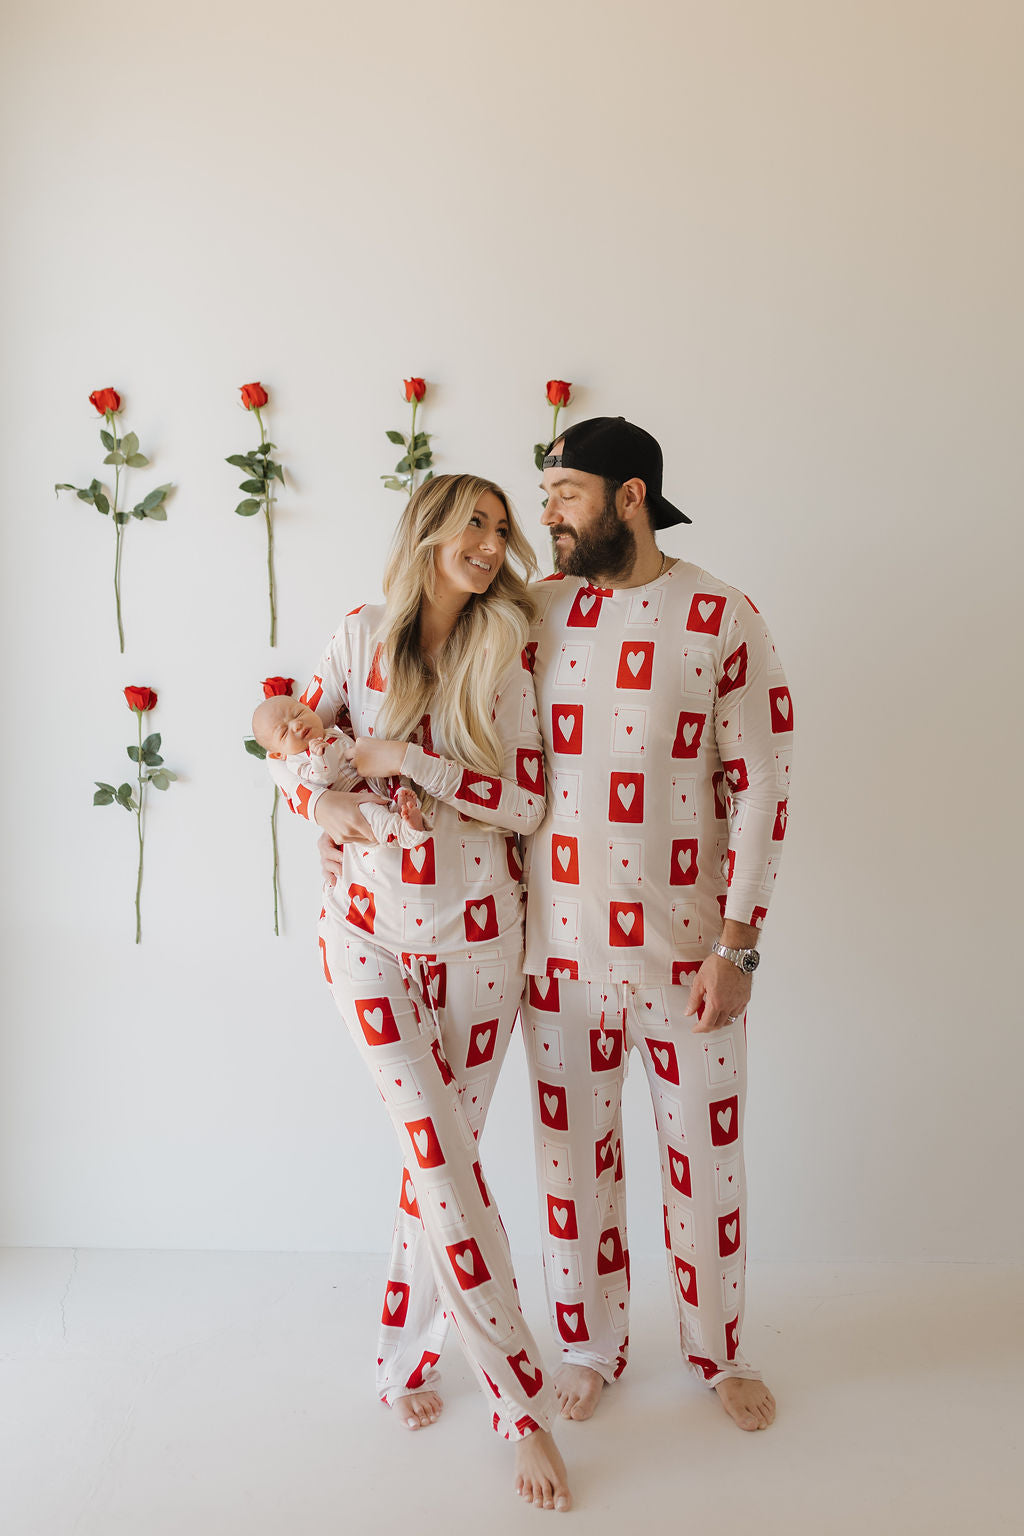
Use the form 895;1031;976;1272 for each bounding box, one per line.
271;603;554;1438
519;561;793;1387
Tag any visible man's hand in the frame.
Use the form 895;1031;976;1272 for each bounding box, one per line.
684;954;753;1033
344;735;408;779
312;788;385;846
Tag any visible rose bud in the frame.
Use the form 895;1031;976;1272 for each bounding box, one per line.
261;676;295;698
546;380;572;407
403;378;426;403
240;382;269;410
124;685;158;713
89;388;122;415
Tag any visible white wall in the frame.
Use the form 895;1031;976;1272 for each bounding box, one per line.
2;0;1021;1262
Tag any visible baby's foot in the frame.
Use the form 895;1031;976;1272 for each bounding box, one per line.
395;787;425;831
391;1388;443;1430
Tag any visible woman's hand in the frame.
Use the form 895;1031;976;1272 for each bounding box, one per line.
344;736;408;779
312;788;385;845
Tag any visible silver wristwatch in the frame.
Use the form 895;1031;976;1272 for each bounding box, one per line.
711;940;760;975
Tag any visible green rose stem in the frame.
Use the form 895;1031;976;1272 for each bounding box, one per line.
133;707;145;944
270;784;281;936
407;396;419;498
109;412;126;653
550;400;562;444
253;405;277;646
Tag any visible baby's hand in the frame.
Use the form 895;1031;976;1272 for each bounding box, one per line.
308;735;329;758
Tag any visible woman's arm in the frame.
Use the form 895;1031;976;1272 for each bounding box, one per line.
396;649;546;834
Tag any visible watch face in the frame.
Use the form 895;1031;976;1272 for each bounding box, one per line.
742;951;760;973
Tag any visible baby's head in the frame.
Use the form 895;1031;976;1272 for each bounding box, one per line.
252;696;325;759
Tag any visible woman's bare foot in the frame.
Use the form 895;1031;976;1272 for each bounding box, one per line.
715;1376;776;1430
391;1388;443;1429
554;1363;604;1420
514;1428;572;1511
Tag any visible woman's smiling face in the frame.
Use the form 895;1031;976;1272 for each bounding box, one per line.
432;490;509;603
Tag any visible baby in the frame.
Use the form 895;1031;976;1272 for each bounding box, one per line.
252;695;429;848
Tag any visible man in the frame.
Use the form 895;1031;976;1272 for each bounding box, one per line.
519;416;792;1431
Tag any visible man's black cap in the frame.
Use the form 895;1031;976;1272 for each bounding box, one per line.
543;416;691;527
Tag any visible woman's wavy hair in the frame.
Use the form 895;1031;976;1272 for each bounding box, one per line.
374;473;538;794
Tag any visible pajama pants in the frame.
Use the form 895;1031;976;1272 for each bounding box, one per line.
319;912;556;1439
521;975;761;1389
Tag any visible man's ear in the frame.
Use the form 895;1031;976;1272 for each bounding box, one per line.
620;477;648;521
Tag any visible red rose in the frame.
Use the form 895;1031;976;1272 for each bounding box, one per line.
89;388;122;415
240;382;269;410
261;676;294;698
124;685;158;713
403;378;426;403
546;380;572;407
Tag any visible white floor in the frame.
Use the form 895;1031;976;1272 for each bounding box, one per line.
0;1250;1019;1536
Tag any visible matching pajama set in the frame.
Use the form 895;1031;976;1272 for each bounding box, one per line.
271;604;556;1440
519;562;793;1388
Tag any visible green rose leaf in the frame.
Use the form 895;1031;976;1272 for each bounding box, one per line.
95;492;110;514
100;430;115;450
412;453;432;469
142;733;161;753
142;750;164;767
395;456;412;473
422;470;434;483
116;782;134;806
244;737;267;759
122;431;139;457
93;788;114;805
115;511;130;525
412;432;431;448
144;504;167;521
126;453;149;468
76;487;95;503
103;451;125;466
159;769;178;782
149;773;170;790
95;781;116;794
235;498;261;516
127;745;141;762
534;443;548;470
386;429;406;445
239;478;265;493
267;461;284;484
142;484;171;511
226;454;252;469
130;505;146;519
381;476;408;491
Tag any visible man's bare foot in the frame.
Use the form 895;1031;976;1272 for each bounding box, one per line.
554;1363;604;1421
391;1388;443;1429
715;1376;776;1431
514;1428;572;1511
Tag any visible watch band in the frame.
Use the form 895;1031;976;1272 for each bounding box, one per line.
711;940;760;974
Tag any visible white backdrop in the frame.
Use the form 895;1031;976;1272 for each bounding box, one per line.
1;0;1021;1263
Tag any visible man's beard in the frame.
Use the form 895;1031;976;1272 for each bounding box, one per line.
552;489;636;582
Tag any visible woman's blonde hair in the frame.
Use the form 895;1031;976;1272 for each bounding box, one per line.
374;474;538;791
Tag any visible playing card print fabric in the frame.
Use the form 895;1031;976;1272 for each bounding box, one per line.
523;978;759;1387
522;564;793;983
323;930;556;1437
269;604;545;954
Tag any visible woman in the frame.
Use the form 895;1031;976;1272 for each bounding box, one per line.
273;475;571;1512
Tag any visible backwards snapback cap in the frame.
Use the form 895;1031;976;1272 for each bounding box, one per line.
543;416;691;527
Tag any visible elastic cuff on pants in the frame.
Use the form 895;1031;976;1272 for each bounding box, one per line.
560;1350;623;1386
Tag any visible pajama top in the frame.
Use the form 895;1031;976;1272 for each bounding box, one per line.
271;603;546;957
521;561;793;985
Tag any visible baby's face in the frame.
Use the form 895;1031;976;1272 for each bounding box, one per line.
254;697;324;758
